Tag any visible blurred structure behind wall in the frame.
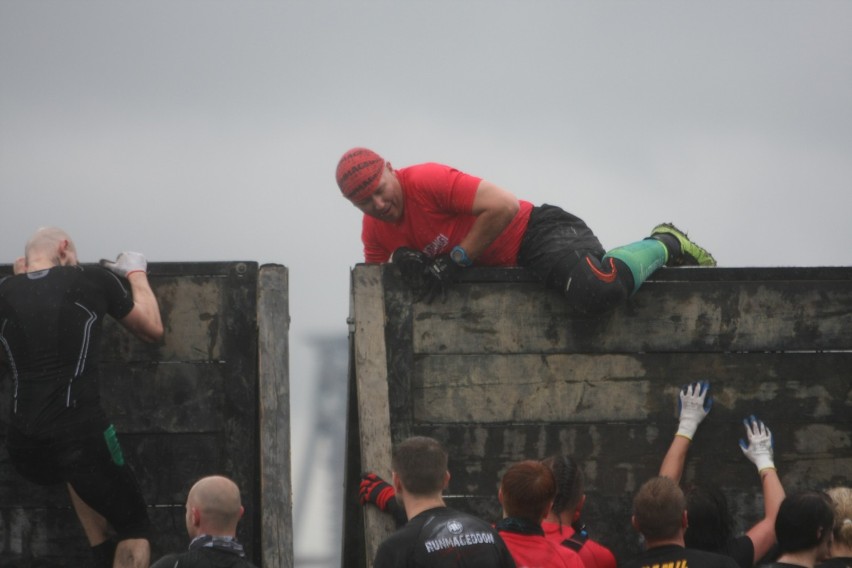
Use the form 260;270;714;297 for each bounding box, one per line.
293;334;349;568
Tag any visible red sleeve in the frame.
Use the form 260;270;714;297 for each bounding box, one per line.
362;217;391;263
403;163;482;214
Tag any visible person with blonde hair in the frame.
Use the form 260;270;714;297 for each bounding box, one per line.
818;487;852;568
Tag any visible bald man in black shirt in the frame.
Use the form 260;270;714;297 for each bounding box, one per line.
0;227;163;568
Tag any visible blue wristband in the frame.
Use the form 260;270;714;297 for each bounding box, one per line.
450;245;473;267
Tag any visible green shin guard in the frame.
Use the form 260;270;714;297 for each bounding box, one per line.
603;239;668;295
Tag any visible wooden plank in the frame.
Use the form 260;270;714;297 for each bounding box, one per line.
342;338;368;568
382;267;416;441
410;279;852;354
456;265;852;284
216;263;261;563
101;273;233;362
411;423;852;493
0;505;102;567
99;362;230;432
350;265;398;565
412;352;852;423
257;264;294;568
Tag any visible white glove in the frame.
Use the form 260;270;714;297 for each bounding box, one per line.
100;251;147;277
739;415;775;473
675;381;712;440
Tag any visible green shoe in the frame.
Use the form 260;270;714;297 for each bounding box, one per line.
650;223;717;267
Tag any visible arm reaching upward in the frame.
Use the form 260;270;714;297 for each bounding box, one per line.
659;381;712;482
120;272;164;343
739;416;785;564
101;252;164;343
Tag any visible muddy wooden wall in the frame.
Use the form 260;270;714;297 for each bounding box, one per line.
344;264;852;566
0;262;292;568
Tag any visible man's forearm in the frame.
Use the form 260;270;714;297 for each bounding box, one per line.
125;273;164;342
659;436;690;483
459;206;517;260
760;468;785;518
459;180;520;261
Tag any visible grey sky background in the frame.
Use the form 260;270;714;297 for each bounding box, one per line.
2;1;851;564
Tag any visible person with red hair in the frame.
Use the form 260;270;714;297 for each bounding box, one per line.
495;460;583;568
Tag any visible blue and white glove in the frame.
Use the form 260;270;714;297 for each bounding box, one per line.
739;415;775;473
676;381;712;440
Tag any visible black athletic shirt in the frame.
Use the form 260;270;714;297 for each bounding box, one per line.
720;534;757;568
0;265;134;438
619;544;741;568
374;506;516;568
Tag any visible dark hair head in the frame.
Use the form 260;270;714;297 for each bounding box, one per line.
683;484;732;552
542;455;584;517
775;491;835;554
633;476;686;541
391;436;448;496
501;460;557;523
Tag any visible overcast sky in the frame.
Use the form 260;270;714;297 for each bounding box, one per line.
2;1;851;564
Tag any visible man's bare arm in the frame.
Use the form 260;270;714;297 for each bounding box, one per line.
119;272;163;343
457;180;520;261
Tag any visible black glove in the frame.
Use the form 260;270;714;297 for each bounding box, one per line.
421;254;461;303
359;472;395;511
390;247;431;290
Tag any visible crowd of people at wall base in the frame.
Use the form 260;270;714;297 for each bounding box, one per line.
360;381;850;568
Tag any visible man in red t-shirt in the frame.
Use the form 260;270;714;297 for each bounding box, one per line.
336;147;716;314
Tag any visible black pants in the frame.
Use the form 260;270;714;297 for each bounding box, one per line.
518;204;634;314
8;423;151;540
